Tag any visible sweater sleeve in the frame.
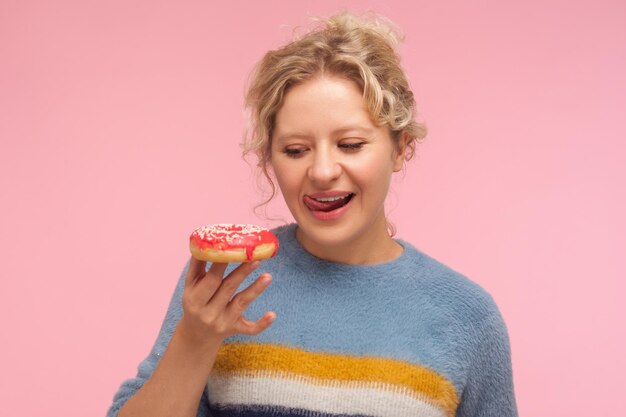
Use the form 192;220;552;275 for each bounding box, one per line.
455;307;518;417
105;261;211;417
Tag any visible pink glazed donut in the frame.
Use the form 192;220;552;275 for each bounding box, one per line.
189;224;279;263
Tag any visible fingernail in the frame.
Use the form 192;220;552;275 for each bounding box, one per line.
251;261;261;268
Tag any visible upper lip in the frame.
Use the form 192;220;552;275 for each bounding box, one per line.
305;191;354;200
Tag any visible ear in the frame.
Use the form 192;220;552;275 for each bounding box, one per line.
392;132;410;172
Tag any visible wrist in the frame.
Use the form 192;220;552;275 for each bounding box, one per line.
173;319;224;356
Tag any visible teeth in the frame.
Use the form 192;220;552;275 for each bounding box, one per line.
314;194;350;202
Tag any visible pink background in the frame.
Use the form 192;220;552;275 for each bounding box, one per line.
1;0;624;416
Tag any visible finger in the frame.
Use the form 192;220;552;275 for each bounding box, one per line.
191;262;229;302
235;311;276;336
209;261;261;309
207;262;229;279
185;257;207;287
226;273;272;316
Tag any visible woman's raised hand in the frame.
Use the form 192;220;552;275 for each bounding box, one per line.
116;258;274;417
177;258;275;347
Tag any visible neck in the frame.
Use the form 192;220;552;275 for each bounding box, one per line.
294;223;404;266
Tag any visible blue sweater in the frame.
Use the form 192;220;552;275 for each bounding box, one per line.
107;224;517;417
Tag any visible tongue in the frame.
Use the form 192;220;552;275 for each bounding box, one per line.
304;195;350;212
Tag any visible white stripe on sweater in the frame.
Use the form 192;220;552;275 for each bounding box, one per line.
207;372;447;417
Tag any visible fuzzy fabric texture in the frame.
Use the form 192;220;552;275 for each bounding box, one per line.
107;224;517;417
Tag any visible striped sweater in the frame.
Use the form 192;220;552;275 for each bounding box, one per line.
108;224;517;417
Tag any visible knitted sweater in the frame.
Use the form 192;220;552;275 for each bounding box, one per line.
107;224;517;417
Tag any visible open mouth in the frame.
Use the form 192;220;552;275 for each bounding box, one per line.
303;193;355;212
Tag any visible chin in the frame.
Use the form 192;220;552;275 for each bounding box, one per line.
297;219;363;249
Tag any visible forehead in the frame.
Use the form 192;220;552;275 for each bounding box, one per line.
274;75;376;137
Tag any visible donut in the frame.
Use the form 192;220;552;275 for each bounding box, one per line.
189;224;279;263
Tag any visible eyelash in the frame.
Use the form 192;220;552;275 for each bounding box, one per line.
339;142;364;151
283;148;306;158
282;142;365;158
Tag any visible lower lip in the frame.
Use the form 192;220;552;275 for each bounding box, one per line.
306;197;353;221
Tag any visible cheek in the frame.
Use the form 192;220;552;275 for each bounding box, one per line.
348;156;394;200
271;161;299;197
350;154;395;180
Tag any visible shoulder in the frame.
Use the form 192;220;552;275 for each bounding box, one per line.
398;240;506;331
271;223;295;242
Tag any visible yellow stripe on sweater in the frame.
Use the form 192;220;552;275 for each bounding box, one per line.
213;342;459;416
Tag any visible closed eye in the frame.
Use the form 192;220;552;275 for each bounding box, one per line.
339;142;365;151
283;147;308;158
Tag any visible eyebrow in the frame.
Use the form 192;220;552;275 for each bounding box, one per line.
274;126;375;142
333;126;375;136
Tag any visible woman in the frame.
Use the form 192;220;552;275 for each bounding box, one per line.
108;12;517;417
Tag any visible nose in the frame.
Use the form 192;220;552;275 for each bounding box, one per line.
307;146;342;185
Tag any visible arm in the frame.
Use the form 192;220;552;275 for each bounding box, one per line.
106;259;275;417
456;309;518;417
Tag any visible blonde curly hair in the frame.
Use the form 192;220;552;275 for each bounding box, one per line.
242;11;426;204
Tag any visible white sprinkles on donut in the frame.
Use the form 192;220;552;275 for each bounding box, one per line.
193;224;268;245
